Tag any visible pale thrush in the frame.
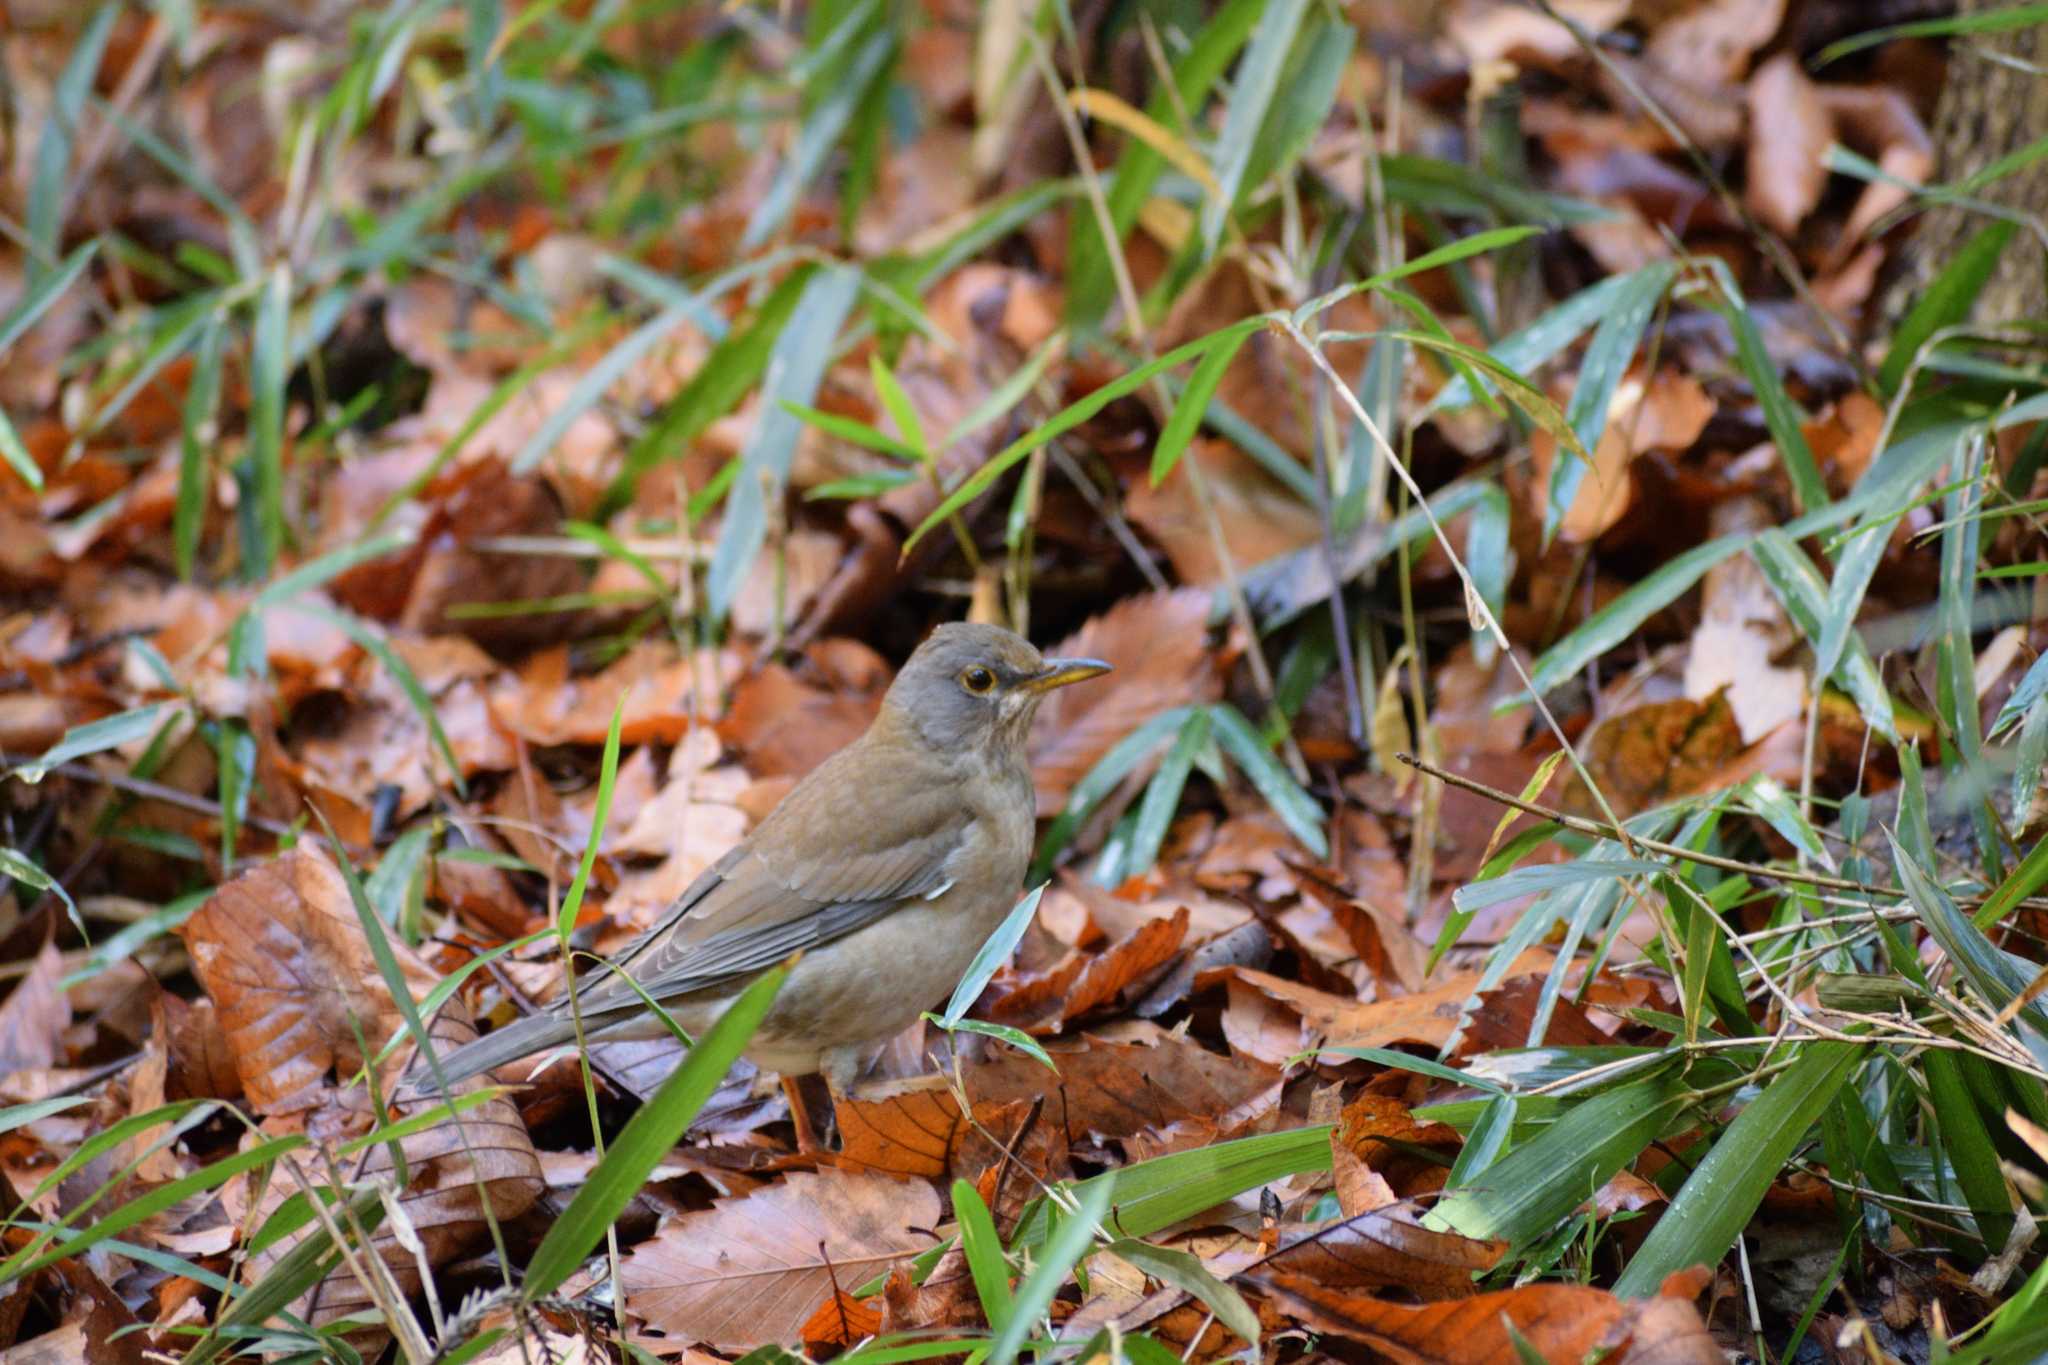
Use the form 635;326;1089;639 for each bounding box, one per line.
430;622;1109;1091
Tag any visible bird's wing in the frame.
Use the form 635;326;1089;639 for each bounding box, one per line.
566;744;972;1012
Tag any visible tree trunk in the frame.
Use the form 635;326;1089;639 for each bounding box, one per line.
1906;0;2048;324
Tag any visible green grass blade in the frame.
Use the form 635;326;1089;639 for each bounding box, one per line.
1200;0;1310;254
1813;3;2048;66
0;239;98;355
522;963;786;1299
1880;221;2019;396
1121;709;1211;879
988;1176;1113;1365
951;1179;1014;1332
705;266;861;623
743;29;894;251
1206;702;1326;857
14;703;174;783
1611;1039;1867;1296
1548;260;1677;541
905;320;1262;554
1429;265;1651;412
557;695;626;944
1109;1239;1260;1348
512;298;706;474
175;314;225;578
1151;330;1249;485
1428;1068;1685;1247
1707;260;1826;516
941;883;1047;1025
26;2;116;267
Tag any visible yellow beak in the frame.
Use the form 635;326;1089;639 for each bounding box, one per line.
1021;657;1113;693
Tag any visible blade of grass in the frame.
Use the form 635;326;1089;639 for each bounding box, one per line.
1611;1039;1867;1296
1547;260;1676;542
25;2;117;268
705;266;860;623
1120;709;1212;878
521;962;786;1299
1199;0;1310;254
940;883;1048;1026
952;1179;1014;1332
1206;702;1326;856
1879;221;2020;396
988;1176;1113;1365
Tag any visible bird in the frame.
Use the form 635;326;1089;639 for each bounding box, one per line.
423;621;1109;1103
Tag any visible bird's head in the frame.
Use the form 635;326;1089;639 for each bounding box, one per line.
886;622;1110;758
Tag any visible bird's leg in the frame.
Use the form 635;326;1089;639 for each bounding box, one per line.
782;1072;837;1155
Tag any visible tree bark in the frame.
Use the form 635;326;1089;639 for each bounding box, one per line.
1906;0;2048;324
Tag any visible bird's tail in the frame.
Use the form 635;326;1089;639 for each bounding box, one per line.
401;1010;581;1096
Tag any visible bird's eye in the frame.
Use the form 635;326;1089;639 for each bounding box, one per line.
960;665;997;695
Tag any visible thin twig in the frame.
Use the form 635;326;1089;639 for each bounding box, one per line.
1395;750;2048;911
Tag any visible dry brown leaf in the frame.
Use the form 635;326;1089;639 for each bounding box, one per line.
180;846;440;1113
1644;0;1785;86
716;640;888;780
1213;953;1553;1056
1254;1266;1720;1364
1564;691;1751;820
1125;438;1320;587
620;1170;941;1351
1746;53;1833;236
1028;589;1221;814
1257;1208;1505;1300
834;1084;1044;1184
156;994;242;1102
0;942;68;1076
494;641;732;749
1058;906;1189;1024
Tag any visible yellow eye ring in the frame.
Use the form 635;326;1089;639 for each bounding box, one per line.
961;665;996;695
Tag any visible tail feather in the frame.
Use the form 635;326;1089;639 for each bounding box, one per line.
407;1010;580;1093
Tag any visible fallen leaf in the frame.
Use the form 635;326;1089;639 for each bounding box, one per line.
0;942;68;1076
1211;953;1553;1056
620;1170;941;1351
1029;589;1222;814
1253;1266;1720;1363
1746;54;1832;235
1562;692;1748;820
1256;1208;1505;1299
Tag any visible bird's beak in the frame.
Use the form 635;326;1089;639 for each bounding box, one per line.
1022;657;1113;693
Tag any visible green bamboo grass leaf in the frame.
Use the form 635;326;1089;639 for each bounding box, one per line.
247;532;413;616
245;264;292;578
1429;266;1648;411
512;298;709;474
1109;1239;1261;1349
1547;260;1677;541
1376;154;1609;227
14;703;173;783
2010;700;2048;848
7;1130;304;1280
1428;1069;1685;1246
184;1184;387;1365
941;883;1047;1025
1011;1127;1332;1250
706;266;860;623
26;2;116;266
906;321;1262;554
807;471;919;500
0;1095;89;1136
1879;221;2020;395
744;29;894;250
0;411;39;494
927;1015;1056;1070
1294;226;1545;326
1924;1050;2013;1251
1200;0;1311;254
1452;859;1667;914
1067;0;1261;329
1749;529;1897;743
1308;1046;1505;1093
1813;4;2048;65
1612;1039;1867;1296
1033;707;1191;879
0;239;98;361
1206;702;1326;857
941;329;1066;449
952;1179;1014;1332
1893;835;2048;1071
869;354;929;460
1466;485;1512;661
1444;1094;1516;1190
558;696;626;944
1236;14;1351;207
366;825;434;935
175;314;225;578
1386;330;1591;469
988;1176;1113;1365
1705;260;1826;516
781;401;924;463
1122;709;1212;878
612;267;813;508
523;963;786;1299
1151;330;1250;484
